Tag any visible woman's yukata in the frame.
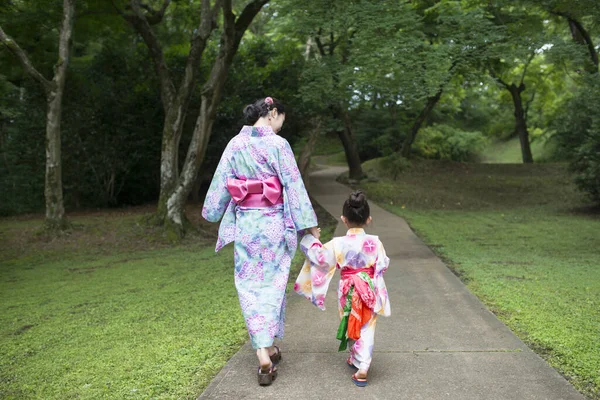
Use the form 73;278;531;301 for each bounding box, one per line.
202;125;317;349
295;228;391;372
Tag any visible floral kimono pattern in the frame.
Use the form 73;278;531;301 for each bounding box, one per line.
295;228;391;371
202;125;317;349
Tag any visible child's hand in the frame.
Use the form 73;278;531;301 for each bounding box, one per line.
308;226;321;239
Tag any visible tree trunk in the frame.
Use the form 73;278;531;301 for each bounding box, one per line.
0;0;74;229
507;83;533;164
44;87;67;227
120;0;219;225
160;0;269;235
44;0;74;228
339;110;364;180
400;88;443;158
298;119;321;187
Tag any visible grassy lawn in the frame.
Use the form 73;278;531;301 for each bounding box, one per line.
479;136;556;163
0;203;336;399
353;159;600;399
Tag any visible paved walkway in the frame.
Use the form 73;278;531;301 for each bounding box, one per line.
199;166;584;399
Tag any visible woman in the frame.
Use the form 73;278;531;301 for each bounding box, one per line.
202;97;320;386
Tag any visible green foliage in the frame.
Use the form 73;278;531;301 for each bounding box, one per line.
62;39;164;207
552;76;600;203
0;81;46;216
414;124;487;162
571;126;600;203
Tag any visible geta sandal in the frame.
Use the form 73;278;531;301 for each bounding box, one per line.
351;373;368;387
270;345;282;366
258;364;277;386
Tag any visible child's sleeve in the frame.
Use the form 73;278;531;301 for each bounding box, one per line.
294;234;337;310
374;239;391;316
375;239;390;276
299;234;336;268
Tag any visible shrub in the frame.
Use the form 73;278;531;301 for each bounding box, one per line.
552;76;600;203
414;124;487;162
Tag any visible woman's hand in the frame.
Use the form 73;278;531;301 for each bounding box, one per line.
308;226;321;239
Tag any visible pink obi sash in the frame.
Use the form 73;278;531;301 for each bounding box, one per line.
340;266;374;279
227;176;284;208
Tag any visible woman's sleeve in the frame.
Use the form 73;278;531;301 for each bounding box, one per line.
294;234;337;310
202;143;234;223
277;139;318;231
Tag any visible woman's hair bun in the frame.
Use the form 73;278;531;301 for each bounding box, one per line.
243;104;260;124
242;97;286;125
348;190;366;208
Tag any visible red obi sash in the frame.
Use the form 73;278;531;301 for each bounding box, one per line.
227;176;284;208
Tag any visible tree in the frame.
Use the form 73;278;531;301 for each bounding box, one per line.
165;0;269;233
274;0;409;180
395;1;505;158
489;53;537;163
112;0;220;228
113;0;269;235
0;0;74;229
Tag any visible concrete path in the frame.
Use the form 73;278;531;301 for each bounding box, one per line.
199;166;584;400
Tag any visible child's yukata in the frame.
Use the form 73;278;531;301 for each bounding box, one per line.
202;125;317;349
295;228;391;371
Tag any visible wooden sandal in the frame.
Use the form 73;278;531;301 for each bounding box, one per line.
258;364;277;386
270;345;282;366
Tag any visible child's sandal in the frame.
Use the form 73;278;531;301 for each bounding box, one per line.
351;373;368;387
347;358;357;370
257;365;277;386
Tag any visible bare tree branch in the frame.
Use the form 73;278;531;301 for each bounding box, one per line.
146;0;171;25
519;52;536;86
124;0;175;109
0;26;53;92
524;89;536;123
314;31;326;57
234;0;269;44
329;31;335;55
173;0;219;110
109;0;126;16
489;67;509;88
552;11;599;71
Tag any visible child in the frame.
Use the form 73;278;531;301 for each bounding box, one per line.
294;190;391;387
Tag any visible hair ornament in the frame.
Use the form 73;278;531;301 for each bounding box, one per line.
265;97;274;105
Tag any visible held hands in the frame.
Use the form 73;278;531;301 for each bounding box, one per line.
308;226;321;240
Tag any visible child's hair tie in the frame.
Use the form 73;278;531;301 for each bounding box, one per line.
265;97;274;105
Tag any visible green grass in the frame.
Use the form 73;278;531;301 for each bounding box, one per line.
354;159;600;399
479;137;557;163
0;202;337;399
